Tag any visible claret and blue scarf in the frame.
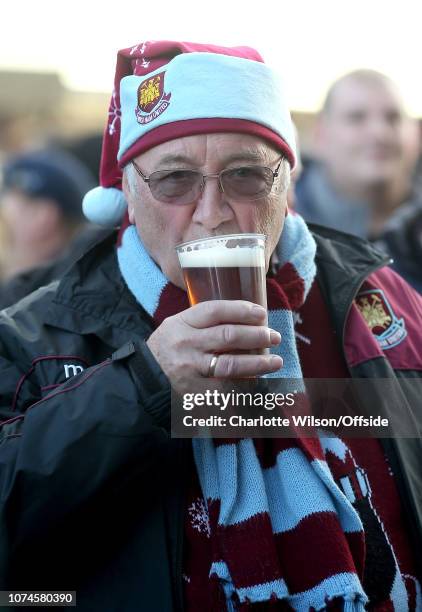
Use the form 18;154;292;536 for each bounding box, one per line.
117;217;368;612
83;40;368;611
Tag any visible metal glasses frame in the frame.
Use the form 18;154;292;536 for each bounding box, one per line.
131;158;283;201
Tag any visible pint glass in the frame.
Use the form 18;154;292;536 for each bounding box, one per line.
176;233;267;310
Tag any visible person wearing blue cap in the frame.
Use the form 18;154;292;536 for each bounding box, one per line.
0;147;94;280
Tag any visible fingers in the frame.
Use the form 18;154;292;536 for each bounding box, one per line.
201;353;283;378
197;324;281;352
181;300;267;328
147;300;283;390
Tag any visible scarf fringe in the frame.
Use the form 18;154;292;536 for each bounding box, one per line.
343;599;366;612
234;593;367;612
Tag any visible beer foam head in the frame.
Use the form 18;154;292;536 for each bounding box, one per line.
178;244;264;268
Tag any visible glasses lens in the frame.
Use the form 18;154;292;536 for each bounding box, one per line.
222;166;274;200
149;170;201;204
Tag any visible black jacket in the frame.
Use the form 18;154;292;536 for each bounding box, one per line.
0;227;421;611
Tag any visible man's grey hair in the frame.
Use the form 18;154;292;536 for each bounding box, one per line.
124;163;140;197
278;158;291;193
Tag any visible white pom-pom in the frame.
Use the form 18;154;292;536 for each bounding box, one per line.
82;186;127;227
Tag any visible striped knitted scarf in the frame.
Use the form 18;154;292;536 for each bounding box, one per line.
117;215;368;612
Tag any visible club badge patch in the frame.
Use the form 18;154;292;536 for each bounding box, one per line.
135;72;171;125
356;289;407;350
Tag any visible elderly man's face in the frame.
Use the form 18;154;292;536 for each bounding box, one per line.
124;133;288;288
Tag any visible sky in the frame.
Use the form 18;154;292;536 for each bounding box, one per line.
2;0;421;114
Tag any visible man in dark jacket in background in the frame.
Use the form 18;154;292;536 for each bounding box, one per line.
295;70;422;292
0;41;421;611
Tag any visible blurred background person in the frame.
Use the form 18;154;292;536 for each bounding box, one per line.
295;70;422;292
0;147;104;307
0;147;95;279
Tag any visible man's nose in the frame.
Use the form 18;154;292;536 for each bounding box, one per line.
191;176;234;230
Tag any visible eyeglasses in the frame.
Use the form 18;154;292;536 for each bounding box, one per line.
131;158;283;205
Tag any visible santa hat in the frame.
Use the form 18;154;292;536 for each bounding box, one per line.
82;40;297;227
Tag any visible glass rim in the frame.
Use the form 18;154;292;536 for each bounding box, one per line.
175;233;266;252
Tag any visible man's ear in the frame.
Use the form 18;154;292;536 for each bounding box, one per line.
122;171;136;225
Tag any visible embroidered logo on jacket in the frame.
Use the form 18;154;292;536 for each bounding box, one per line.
356;289;407;350
135;72;171;125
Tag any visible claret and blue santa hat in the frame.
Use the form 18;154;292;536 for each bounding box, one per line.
82;40;297;226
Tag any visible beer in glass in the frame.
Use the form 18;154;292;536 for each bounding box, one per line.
176;234;268;359
176;234;267;308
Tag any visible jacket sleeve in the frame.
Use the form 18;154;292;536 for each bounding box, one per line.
0;331;172;571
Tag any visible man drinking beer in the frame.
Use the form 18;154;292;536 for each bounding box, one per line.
0;40;421;611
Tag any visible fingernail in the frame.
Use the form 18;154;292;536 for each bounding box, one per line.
252;305;266;317
270;355;283;369
269;330;281;345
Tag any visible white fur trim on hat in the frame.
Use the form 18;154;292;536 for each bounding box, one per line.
82;186;127;227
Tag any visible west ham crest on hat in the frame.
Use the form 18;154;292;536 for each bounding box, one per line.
135;72;171;125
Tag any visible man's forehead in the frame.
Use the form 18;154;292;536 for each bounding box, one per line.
326;75;405;116
137;133;276;166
